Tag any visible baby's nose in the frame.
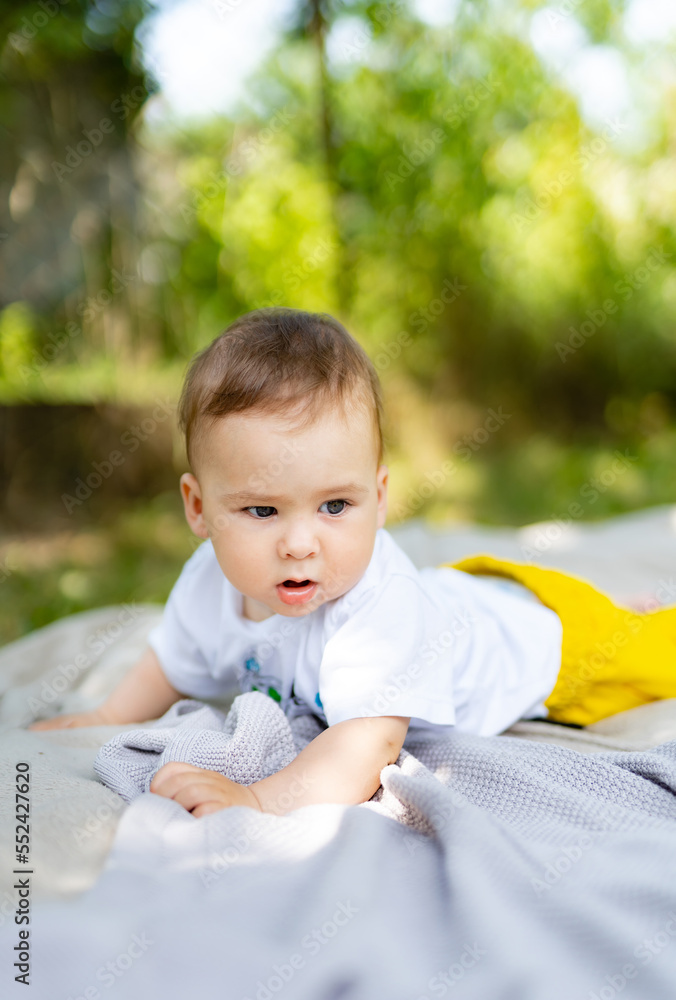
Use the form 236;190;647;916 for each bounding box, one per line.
277;520;318;560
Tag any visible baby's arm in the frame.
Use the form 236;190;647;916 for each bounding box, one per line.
28;647;184;730
149;715;410;816
253;715;410;811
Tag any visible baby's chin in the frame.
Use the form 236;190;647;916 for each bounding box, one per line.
242;588;327;620
286;583;359;616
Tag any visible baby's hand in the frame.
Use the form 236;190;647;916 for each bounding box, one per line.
28;708;114;731
149;761;261;818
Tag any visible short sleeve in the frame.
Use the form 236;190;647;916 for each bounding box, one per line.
146;542;238;700
318;574;458;727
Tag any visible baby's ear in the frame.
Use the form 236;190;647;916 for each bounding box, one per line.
180;473;209;539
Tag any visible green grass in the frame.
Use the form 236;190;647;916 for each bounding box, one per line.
0;492;196;645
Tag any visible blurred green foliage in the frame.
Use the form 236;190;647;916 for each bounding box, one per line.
0;492;196;642
1;0;676;640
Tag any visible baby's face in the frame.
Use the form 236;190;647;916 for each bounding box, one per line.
180;399;387;620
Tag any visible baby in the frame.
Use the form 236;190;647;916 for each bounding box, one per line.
29;308;574;815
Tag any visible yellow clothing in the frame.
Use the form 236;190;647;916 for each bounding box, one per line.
444;554;676;726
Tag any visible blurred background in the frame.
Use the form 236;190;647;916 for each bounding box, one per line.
1;0;675;643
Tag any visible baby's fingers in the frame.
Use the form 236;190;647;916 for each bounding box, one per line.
149;760;202;793
151;771;223;813
29;714;78;731
192;801;225;819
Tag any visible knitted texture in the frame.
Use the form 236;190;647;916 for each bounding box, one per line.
449;553;676;725
56;691;676;1000
94;691;676;842
93;693;319;803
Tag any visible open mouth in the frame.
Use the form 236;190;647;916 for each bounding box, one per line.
276;579;318;605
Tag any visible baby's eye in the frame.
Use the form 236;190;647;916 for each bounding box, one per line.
320;499;349;516
245;506;276;519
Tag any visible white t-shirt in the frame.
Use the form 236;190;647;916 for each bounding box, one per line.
147;528;563;737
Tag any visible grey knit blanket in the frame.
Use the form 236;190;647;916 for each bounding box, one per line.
15;692;676;1000
93;694;316;802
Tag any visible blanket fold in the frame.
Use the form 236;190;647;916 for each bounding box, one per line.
27;699;676;1000
9;689;676;1000
93;693;316;802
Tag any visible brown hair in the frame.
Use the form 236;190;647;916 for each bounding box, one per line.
179;308;384;470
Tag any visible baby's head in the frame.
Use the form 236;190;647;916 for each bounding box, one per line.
178;308;388;620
